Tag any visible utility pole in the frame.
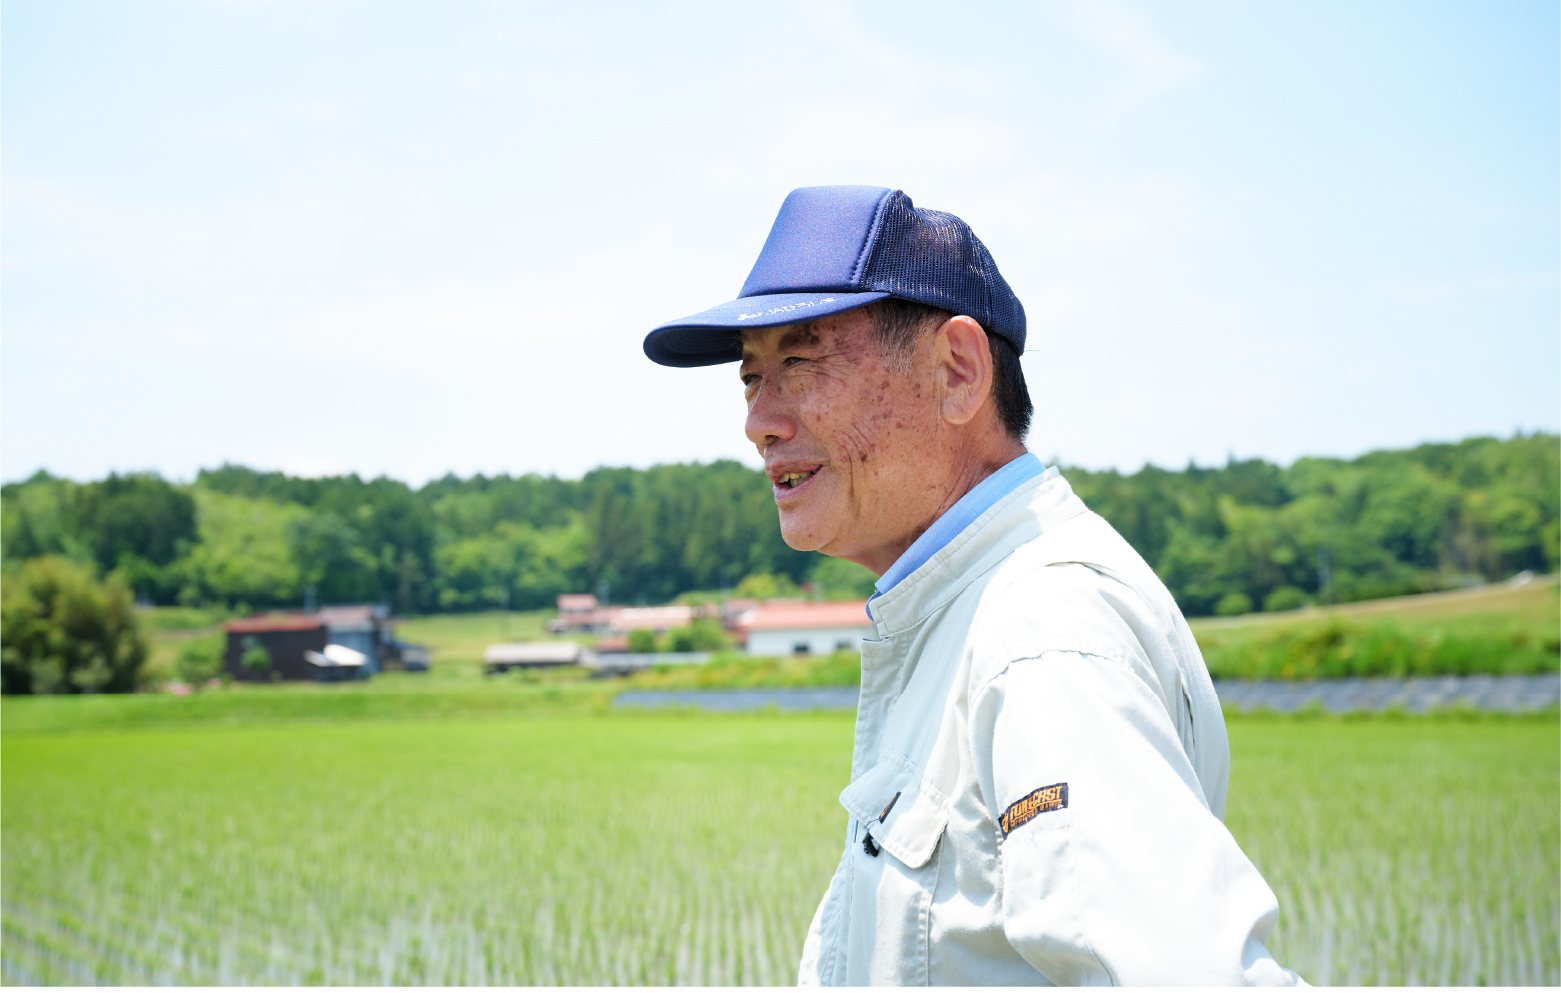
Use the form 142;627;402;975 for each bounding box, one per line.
1316;547;1332;605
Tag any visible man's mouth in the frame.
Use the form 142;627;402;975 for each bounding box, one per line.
776;470;815;489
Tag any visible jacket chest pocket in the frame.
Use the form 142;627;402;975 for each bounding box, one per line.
834;757;953;985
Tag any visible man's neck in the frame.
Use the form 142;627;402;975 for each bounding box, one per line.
855;437;1030;576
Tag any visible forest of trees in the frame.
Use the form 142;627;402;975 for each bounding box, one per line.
1;433;1554;619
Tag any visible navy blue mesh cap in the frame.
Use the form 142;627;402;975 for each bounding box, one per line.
644;185;1026;367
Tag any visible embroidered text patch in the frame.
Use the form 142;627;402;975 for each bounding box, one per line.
999;783;1068;837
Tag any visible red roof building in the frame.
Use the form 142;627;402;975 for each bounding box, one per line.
731;600;873;656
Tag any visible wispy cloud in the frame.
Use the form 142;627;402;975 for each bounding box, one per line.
1377;271;1558;304
1061;0;1206;126
800;0;935;96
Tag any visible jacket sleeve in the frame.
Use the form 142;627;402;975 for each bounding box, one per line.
796;846;848;986
970;649;1302;986
795;880;828;985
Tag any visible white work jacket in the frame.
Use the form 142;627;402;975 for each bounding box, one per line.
797;468;1301;986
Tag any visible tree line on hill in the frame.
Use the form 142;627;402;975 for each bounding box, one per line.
2;433;1555;622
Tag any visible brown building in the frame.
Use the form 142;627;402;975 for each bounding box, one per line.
224;615;330;683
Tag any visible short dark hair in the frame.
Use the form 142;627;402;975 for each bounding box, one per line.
869;298;1033;440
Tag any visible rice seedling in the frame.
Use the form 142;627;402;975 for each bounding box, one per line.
3;712;1555;985
2;714;852;985
1226;718;1559;985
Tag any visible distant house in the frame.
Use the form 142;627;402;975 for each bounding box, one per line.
557;594;600;626
223;604;431;682
548;594;610;634
733;600;874;656
224;615;329;682
314;605;388;675
608;605;695;634
303;644;373;681
547;593;697;635
484;641;595;674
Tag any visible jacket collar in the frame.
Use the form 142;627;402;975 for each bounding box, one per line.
866;467;1088;638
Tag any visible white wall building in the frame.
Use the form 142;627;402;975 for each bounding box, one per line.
735;601;873;656
484;641;595;674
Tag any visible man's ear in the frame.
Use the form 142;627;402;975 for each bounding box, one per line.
934;315;994;426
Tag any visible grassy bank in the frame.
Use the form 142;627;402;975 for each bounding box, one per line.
0;678;611;735
1196;577;1559;680
618;649;861;691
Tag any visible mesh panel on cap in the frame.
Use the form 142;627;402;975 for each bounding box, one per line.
857;192;1025;350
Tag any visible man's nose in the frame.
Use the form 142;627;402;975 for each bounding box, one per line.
744;381;797;450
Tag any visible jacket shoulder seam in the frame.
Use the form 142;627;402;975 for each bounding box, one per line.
969;647;1136;719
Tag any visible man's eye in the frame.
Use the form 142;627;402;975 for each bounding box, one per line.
782;356;806;367
741;374;759;386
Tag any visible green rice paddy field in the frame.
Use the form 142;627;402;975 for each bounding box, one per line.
2;707;1556;985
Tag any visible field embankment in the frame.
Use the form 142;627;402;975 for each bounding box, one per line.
1193;574;1559;680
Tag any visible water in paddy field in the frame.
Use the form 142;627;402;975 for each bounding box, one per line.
2;717;848;986
3;716;1558;985
1225;720;1560;985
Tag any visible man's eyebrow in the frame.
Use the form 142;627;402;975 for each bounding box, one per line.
774;322;823;352
738;322;821;369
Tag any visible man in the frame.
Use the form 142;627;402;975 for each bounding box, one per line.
644;186;1301;986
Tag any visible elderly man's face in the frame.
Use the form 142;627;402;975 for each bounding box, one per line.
740;308;947;569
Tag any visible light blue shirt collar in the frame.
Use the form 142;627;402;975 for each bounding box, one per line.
874;452;1047;596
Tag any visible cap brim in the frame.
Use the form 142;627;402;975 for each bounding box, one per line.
643;291;889;368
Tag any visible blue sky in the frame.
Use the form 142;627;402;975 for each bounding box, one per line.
4;0;1557;484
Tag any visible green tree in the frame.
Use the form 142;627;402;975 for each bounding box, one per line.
627;629;657;653
734;572;800;600
175;491;306;607
0;557;148;694
808;557;878;599
685;617;730;651
174;633;225;688
240;636;273;676
6;435;1556;620
1215;592;1253;617
78;473;197;576
1263;586;1308;612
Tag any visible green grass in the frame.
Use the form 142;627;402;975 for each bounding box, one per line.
619;649;861;690
2;707;1556;985
1226;718;1560;985
1190;573;1560;645
2;713;852;985
0;675;614;735
136;605;239;633
394;610;564;677
1193;576;1560;680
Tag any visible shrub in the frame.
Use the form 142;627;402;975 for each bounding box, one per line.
687;617;729;651
0;556;148;694
665;627;695;653
1264;586;1309;612
1201;619;1561;681
733;572;799;600
174;634;225;688
240;637;272;675
808;557;878;599
660;619;728;653
1215;592;1253;617
626;629;656;653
